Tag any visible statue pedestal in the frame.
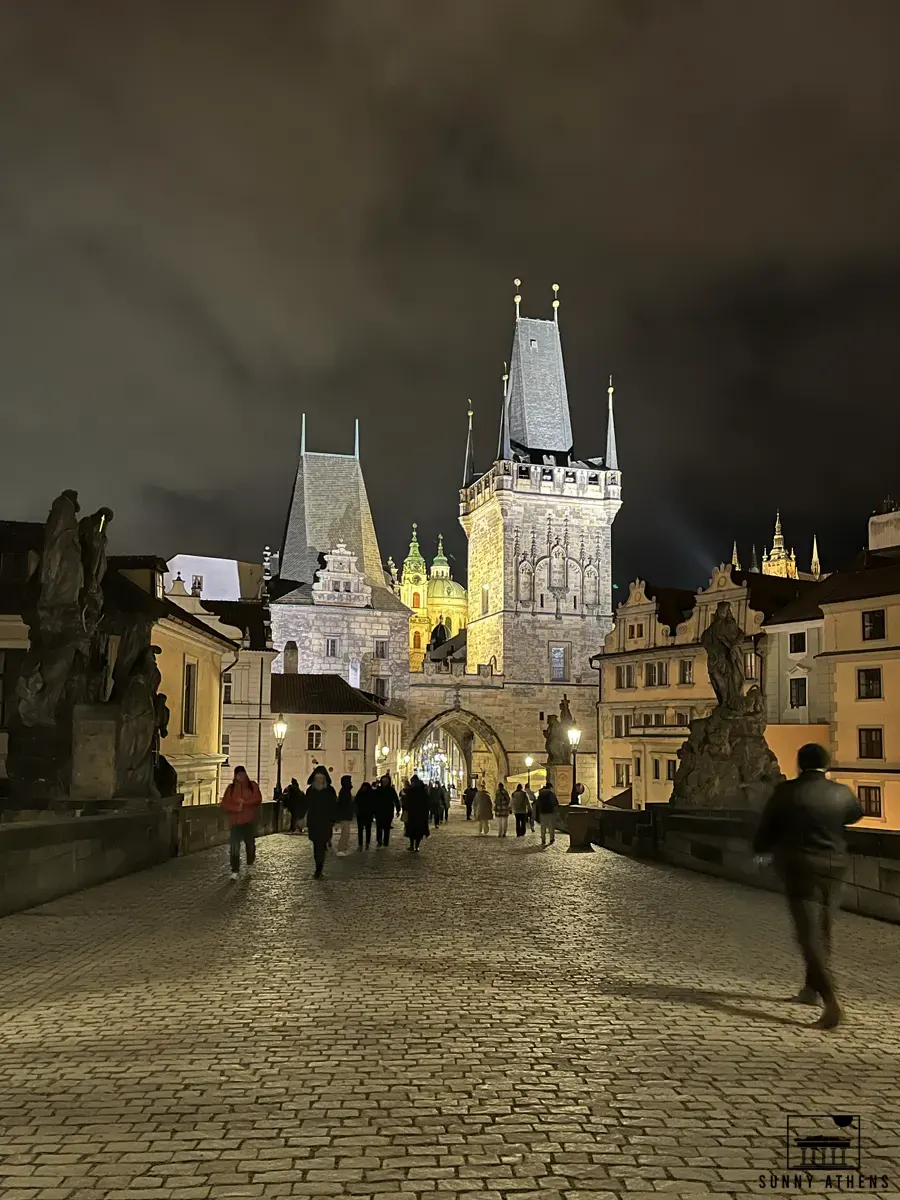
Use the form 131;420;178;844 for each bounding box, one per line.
71;704;119;803
566;805;596;853
547;763;573;801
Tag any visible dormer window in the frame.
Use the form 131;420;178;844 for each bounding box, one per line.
530;338;537;348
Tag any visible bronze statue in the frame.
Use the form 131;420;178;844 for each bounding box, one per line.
701;600;745;710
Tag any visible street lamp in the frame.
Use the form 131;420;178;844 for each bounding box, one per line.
567;726;582;804
524;755;534;791
273;714;288;829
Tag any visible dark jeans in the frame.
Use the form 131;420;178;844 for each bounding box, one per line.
357;815;373;847
514;813;528;837
409;835;423;850
783;855;843;1003
229;822;256;872
465;801;473;820
311;835;329;874
375;819;392;846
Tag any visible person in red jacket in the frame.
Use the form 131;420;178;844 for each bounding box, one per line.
220;765;263;879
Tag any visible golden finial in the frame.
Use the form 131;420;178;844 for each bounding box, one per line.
608;374;614;399
513;278;521;318
552;282;560;321
467;398;473;421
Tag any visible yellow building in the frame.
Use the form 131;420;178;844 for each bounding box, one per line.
397;525;467;671
597;564;812;807
732;512;821;581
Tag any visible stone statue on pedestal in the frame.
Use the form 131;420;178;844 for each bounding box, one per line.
117;645;162;799
543;695;575;766
670;601;782;810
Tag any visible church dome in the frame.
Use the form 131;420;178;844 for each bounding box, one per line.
428;576;465;600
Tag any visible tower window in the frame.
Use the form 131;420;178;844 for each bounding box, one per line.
530;338;537;348
862;609;886;641
481;585;489;616
284;641;299;674
413;631;422;650
413;592;421;609
325;637;340;659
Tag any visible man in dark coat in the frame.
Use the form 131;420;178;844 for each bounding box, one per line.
404;775;431;852
284;777;303;833
355;782;376;850
305;766;338;879
374;775;399;847
754;743;862;1029
535;782;559;846
463;783;476;821
428;782;443;827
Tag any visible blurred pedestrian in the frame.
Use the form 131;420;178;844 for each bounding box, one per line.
305;766;337;879
525;782;537;831
494;782;511;838
220;766;263;879
335;774;355;856
374;774;399;847
463;783;476;821
429;782;443;827
511;784;531;837
473;783;493;835
405;774;431;851
753;743;862;1029
536;781;559;846
355;781;375;850
284;777;303;834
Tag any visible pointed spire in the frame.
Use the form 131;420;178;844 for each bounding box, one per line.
354;418;359;459
513;278;521;320
731;541;741;571
605;375;619;470
750;545;760;573
431;533;450;579
552;282;560;322
811;535;821;579
772;510;786;555
462;400;475;487
300;412;306;455
498;362;511;461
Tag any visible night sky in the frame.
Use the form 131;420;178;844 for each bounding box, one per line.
2;1;899;592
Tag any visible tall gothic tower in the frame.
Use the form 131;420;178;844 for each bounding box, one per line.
459;287;622;682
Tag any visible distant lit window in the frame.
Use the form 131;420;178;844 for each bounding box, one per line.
550;644;569;682
789;677;807;709
679;659;693;685
345;725;360;751
307;724;322;751
858;668;883;699
859;785;883;818
744;651;759;680
614;761;632;789
221;732;230;763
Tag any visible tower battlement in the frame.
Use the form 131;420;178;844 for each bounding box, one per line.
460;459;621;520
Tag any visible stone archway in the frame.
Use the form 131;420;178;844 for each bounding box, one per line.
408;708;510;795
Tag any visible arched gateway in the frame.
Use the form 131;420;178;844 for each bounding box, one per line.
408;707;510;795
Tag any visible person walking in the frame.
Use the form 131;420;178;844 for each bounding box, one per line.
374;774;399;847
753;743;862;1029
284;777;303;834
355;781;375;850
473;782;493;835
512;784;531;837
525;782;537;831
220;766;263;879
305;766;338;879
535;781;559;846
441;783;451;823
335;775;355;856
405;774;431;852
463;783;476;821
429;782;443;828
494;782;512;838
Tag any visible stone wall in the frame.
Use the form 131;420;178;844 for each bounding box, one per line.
0;801;280;918
593;804;900;925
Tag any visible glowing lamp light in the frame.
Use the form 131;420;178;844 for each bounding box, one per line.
273;715;288;747
567;727;582;749
524;755;534;769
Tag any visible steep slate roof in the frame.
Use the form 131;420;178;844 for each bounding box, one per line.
507;316;573;455
767;560;900;625
271;673;393;716
731;570;816;620
279;451;384;589
201;599;271;651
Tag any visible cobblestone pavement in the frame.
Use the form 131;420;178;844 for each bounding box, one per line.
1;811;900;1200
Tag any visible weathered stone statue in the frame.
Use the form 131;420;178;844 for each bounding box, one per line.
670;601;782;810
543;712;571;765
116;645;162;799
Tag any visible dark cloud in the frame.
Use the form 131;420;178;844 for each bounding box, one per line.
1;0;899;590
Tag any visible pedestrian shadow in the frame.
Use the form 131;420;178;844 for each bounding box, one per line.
598;981;808;1027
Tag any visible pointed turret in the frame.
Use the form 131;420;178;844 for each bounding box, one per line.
506;281;574;459
431;533;450;580
462;402;475;487
731;541;740;571
606;375;619;471
749;545;760;573
497;364;511;461
401;522;426;582
772;511;785;556
811;535;821;580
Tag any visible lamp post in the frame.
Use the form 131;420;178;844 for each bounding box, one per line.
273;714;288;830
568;726;582;804
524;755;534;791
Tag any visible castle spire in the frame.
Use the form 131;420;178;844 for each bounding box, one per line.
605;375;619;470
811;534;821;579
731;541;740;571
354;418;359;459
300;411;306;455
513;278;522;320
431;533;451;580
749;544;760;573
462;401;475;487
552;282;560;323
497;363;511;461
772;510;785;556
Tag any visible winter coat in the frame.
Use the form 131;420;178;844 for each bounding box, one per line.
335;783;355;822
494;788;512;817
535;786;559;816
463;786;476;810
511;788;531;814
283;781;303;815
220;778;262;826
305;784;337;839
404;782;431;839
374;783;399;824
355;784;376;821
473;789;493;821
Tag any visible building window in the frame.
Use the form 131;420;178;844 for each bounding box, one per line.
859;785;883;818
0;649;26;729
634;757;641;778
325;637;340;659
481;585;489;616
858;667;883;699
862;609;886;641
642;713;652;726
614;761;632;789
789;631;807;655
653;712;664;726
332;582;341;592
623;714;632;736
666;759;677;781
652;759;660;780
636;623;644;637
223;672;233;705
645;661;667;687
549;644;569;682
613;715;623;738
679;659;693;685
191;574;204;595
307;723;322;750
284;641;299;674
413;631;422;650
343;580;351;592
615;664;636;689
345;724;360;751
675;711;689;726
628;624;634;638
743;651;758;680
789;677;808;709
182;660;198;736
374;638;388;660
221;732;230;763
374;677;390;700
645;662;656;687
858;727;884;760
349;659;361;688
412;592;421;609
